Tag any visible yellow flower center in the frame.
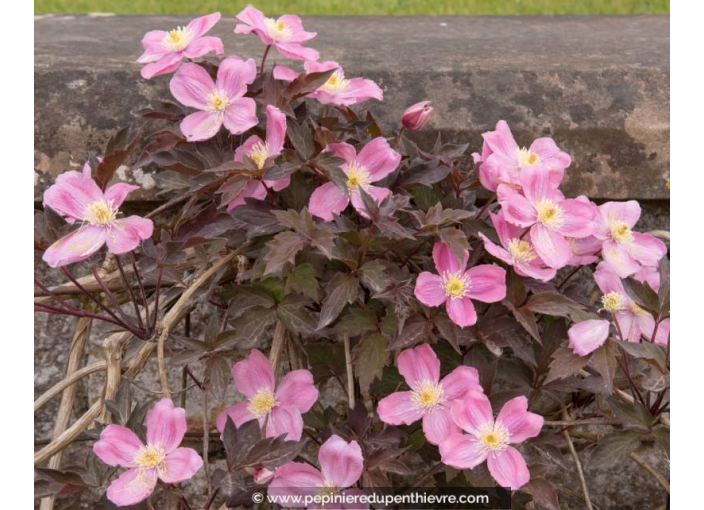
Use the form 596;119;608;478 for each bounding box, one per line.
516;147;540;167
161;26;194;51
478;422;510;452
86;200;117;227
629;301;648;316
508;238;536;263
264;17;293;41
344;162;371;190
411;380;445;412
609;221;633;243
207;90;230;112
440;271;471;300
320;70;350;94
601;292;625;313
247;389;278;418
133;445;166;470
536;200;564;229
249;142;270;170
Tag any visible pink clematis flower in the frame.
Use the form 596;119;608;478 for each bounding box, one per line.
497;166;595;269
377;344;483;445
137;13;224;80
93;399;203;506
414;242;506;328
234;6;319;61
568;319;610;356
269;435;364;505
593;200;667;278
440;391;543;490
309;138;400;221
479;211;556;282
42;165;153;268
472;120;570;192
402;101;433;131
170;57;258;142
594;262;668;345
227;105;290;210
305;61;383;107
216;349;318;442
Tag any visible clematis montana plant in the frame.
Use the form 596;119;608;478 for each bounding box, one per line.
34;5;670;510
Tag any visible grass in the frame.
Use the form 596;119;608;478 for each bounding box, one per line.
35;0;669;16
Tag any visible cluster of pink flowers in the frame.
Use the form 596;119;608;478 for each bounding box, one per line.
471;121;668;352
378;344;543;490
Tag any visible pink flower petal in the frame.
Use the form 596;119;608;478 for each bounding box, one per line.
521;165;559;205
266;405;304;441
319;435;364;488
634;265;661;292
160;447;203;483
216;57;257;99
377;391;424;425
628;232;667;267
486;447;530;490
568;320;610;356
169;63;215;109
602;240;641;278
423;407;461;445
232;349;275;397
265;176;291;192
451;390;494;435
226;180;268;210
186;12;221;38
277;14;317;42
234;6;270;41
42;226;107;268
530;223;572;269
93;424;144;468
146;398;187;454
137;30;170;63
599;200;642;229
180;111;223;142
43;170;104;222
141;52;183;80
183;36;224;59
446;296;478;328
397;344;440;387
275;41;320;62
332;77;383;106
634;312;657;343
104;183;140;209
497;184;537;227
515;261;557;282
216;401;256;432
356;138;400;182
106;467;157;506
440;366;482;401
273;65;301;81
415;272;446;307
483;120;519;157
265;105;287;155
615;312;639;343
325;142;357;163
496;396;544;444
275;369;318;413
479;233;515;267
652;318;670;347
529;137;571;168
466;265;506;303
309;182;350;221
350;185;391;218
106;216;154;254
270;462;324;495
224;98;258;136
594;261;626;295
433;241;467;274
234;135;264;163
557;199;596;238
439;433;488;469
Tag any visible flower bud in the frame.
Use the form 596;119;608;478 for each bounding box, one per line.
402;101;433;131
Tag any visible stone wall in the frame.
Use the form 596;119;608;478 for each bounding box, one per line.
34;13;670;510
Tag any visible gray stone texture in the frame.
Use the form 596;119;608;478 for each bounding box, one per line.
34;13;670;510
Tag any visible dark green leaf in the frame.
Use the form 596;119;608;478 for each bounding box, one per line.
317;274;359;329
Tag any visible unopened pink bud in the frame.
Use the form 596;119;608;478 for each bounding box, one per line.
402;101;433;131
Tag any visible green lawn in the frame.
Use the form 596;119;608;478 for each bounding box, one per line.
35;0;669;16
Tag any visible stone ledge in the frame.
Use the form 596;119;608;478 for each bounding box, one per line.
34;14;670;201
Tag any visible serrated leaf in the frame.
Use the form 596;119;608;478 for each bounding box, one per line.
277;295;318;336
355;332;388;394
589;430;642;467
222;307;276;350
523;478;560;510
263;231;307;275
606;396;654;430
317;274;359;329
590;339;618;394
438;227;469;264
287;263;321;302
243;435;305;470
622;278;660;313
544;344;590;384
525;292;585;318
